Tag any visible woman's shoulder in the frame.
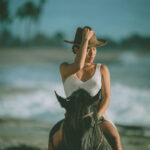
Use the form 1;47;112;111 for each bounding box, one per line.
59;62;70;69
60;61;70;66
96;63;108;69
59;61;74;77
96;63;110;76
99;63;110;76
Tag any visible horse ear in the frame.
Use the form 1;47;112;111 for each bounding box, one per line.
54;91;67;108
90;89;101;105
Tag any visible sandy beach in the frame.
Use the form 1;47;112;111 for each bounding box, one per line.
0;117;149;150
1;47;149;66
0;47;124;65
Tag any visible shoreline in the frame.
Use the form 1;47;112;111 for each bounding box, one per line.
0;47;150;67
0;116;149;150
0;47;128;65
0;47;150;66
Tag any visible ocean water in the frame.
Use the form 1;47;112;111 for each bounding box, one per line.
0;51;150;126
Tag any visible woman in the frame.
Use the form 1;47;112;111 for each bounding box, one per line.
49;26;123;150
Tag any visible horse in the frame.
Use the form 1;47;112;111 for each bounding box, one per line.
48;88;112;150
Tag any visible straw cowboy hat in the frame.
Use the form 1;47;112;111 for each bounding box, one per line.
64;26;107;47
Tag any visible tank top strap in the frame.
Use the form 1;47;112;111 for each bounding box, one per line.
95;63;101;76
92;63;101;82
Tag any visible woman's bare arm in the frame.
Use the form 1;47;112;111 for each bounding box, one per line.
97;64;111;118
60;28;94;82
60;38;88;79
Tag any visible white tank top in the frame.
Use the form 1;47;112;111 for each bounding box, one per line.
63;63;102;97
62;63;117;129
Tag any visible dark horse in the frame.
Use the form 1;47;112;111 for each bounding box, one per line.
48;88;112;150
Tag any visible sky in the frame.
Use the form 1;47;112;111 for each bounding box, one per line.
11;0;150;41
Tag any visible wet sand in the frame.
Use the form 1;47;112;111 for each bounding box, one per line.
0;117;149;150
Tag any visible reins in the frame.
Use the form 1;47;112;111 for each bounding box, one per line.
65;111;94;119
82;111;94;119
83;111;104;150
94;122;104;150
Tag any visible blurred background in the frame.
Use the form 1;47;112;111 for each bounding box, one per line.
0;0;150;150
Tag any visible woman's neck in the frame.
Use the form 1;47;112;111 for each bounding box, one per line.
84;61;94;67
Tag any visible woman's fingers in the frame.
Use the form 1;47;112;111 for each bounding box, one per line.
82;28;94;40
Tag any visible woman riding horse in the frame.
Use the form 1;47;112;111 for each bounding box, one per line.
49;26;123;150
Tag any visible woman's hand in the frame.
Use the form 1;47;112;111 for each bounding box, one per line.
82;28;94;41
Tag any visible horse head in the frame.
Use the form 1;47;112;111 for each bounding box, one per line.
55;88;101;135
55;88;101;130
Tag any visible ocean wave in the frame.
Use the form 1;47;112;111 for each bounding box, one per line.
0;82;65;122
107;83;150;126
0;82;149;125
117;51;150;67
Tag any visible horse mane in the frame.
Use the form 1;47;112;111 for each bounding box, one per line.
62;88;102;150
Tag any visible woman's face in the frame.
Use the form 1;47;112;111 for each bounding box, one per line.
74;46;97;63
85;47;97;63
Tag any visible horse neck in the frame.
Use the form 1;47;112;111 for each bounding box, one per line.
63;122;82;150
81;123;101;150
63;121;102;150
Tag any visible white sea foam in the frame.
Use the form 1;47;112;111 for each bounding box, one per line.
118;51;150;66
107;83;150;126
118;51;139;65
0;81;149;125
0;82;66;122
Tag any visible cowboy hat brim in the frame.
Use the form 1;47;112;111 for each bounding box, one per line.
64;39;107;47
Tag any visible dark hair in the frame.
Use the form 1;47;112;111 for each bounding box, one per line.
72;45;80;54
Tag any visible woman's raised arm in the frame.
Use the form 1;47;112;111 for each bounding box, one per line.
60;28;94;82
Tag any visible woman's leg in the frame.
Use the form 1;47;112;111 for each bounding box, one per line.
99;119;123;150
48;119;64;150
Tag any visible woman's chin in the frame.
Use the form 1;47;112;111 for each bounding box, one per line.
88;57;94;62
